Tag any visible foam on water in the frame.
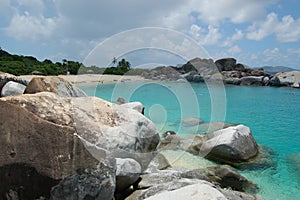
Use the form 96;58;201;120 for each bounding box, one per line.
81;82;300;200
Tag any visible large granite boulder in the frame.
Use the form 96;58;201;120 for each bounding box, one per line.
181;58;219;77
0;98;115;199
198;125;259;164
1;81;26;97
2;92;159;168
270;71;300;88
24;76;87;97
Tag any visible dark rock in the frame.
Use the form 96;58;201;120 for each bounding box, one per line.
181;58;218;76
50;159;116;200
225;78;241;85
162;131;177;138
24;76;87;97
117;97;127;104
215;58;237;71
208;165;258;193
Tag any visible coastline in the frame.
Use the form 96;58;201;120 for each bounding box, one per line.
18;74;148;86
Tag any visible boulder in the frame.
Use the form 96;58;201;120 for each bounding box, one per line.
0;98;114;199
156;134;181;150
0;72;27;95
115;158;142;192
199;125;259;164
120;101;145;114
2;92;159;169
181;117;204;127
240;76;264;86
181;58;219;76
215;58;237;71
24;76;87;97
1;81;26;97
270;71;300;87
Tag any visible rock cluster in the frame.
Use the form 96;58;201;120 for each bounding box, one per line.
0;75;160;199
141;57;300;88
0;72;28;97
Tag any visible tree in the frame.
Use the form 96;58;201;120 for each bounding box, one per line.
112;57;117;67
117;58;131;70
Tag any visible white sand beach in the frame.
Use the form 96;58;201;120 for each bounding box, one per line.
19;74;148;86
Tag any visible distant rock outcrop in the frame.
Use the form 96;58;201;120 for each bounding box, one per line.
24;76;87;97
270;71;300;88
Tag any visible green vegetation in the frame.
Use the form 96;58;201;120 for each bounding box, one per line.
0;49;139;76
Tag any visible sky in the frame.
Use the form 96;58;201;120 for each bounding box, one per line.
0;0;300;69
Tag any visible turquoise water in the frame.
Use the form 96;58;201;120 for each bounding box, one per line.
81;82;300;200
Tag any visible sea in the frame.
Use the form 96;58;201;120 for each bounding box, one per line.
81;81;300;200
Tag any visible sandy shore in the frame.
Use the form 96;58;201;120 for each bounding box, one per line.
19;74;148;86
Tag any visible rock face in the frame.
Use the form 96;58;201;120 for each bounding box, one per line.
24;76;87;97
50;159;116;200
1;81;26;97
0;98;113;199
2;92;159;163
181;58;218;77
198;125;259;164
215;58;238;71
115;158;142;192
270;71;300;88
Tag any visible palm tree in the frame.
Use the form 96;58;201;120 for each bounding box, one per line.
112;57;117;67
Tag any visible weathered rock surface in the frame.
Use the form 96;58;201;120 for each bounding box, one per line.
215;58;238;71
24;76;87;97
181;58;219;77
1;81;26;97
270;71;300;88
50;159;116;200
2;92;159;168
0;98;110;199
194;125;259;164
116;158;142;192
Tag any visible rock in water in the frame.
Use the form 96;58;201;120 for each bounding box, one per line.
24;76;87;97
200;125;259;164
181;117;204;127
1;81;26;97
270;71;300;88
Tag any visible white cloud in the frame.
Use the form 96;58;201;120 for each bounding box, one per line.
247;12;300;42
189;24;222;45
4;12;57;41
223;29;244;47
228;45;242;53
16;0;45;15
190;0;275;25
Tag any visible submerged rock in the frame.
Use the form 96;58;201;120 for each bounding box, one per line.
181;117;204;127
24;76;87;97
1;81;26;97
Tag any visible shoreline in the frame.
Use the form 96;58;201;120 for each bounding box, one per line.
18;74;148;86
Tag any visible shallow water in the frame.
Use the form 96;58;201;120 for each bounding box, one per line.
81;82;300;200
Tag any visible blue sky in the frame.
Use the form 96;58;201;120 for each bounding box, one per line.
0;0;300;69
